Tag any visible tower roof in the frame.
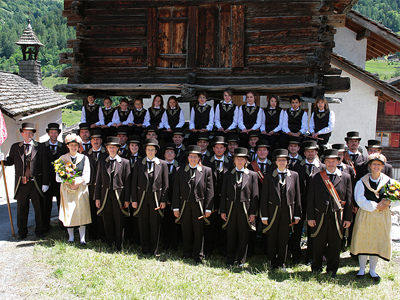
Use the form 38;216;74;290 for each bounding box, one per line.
15;19;44;47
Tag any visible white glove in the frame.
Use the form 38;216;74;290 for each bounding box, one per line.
42;185;49;193
0;153;5;161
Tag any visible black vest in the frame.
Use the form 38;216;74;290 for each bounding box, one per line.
194;104;212;129
264;107;282;132
287;108;304;133
363;179;385;204
242;105;260;129
118;108;131;123
133;109;146;124
103;107;115;125
149;107;165;126
166;108;181;129
219;103;236;130
313;110;330;136
85;104;100;126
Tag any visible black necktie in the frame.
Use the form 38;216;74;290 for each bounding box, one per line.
71;157;76;164
337;165;343;171
306;163;313;174
147;161;154;171
84;144;89;151
216;160;223;171
259;163;266;173
93;151;99;161
200;106;204;112
224;103;230;109
279;172;286;182
24;144;30;154
50;144;57;154
110;159;115;172
250;151;256;161
290;158;297;165
350;154;358;163
190;167;196;177
237;171;243;182
328;174;335;183
168;163;173;173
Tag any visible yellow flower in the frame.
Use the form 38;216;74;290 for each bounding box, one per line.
59;171;65;177
389;185;396;191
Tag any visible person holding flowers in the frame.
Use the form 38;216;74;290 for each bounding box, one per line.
351;153;400;282
55;133;91;245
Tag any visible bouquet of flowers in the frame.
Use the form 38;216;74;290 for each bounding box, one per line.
384;181;400;202
53;158;81;184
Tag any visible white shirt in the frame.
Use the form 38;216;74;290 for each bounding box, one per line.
281;108;308;134
238;105;263;131
214;102;239;130
160;108;185;129
309;110;335;134
80;104;105;126
189;104;215;131
110;110;134;126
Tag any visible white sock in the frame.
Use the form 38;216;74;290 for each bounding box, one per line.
369;256;379;277
79;226;86;243
67;228;74;242
358;255;368;275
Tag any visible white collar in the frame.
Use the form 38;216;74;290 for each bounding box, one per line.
318;109;325;112
306;159;316;165
24;140;33;145
236;167;245;172
289;154;299;159
369;176;380;183
146;157;156;162
247;104;255;107
326;169;338;175
170;107;176;110
136;108;143;111
257;158;267;164
189;164;198;169
277;169;287;173
202;150;207;155
105;107;112;110
49;141;58;146
223;101;232;105
153;106;160;109
291;108;300;111
214;155;224;161
348;150;361;155
176;144;182;149
83;141;91;144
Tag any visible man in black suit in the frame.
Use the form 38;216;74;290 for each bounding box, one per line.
172;145;214;264
95;136;131;251
307;149;352;277
2;123;49;239
83;129;107;241
331;144;356;185
220;147;259;266
78;123;92;153
197;132;211;163
248;130;260;162
226;133;239;161
131;138;169;255
290;140;326;264
345;131;367;168
43;123;68;232
203;136;232;256
261;149;301;269
287;136;302;170
116;127;129;158
172;130;187;163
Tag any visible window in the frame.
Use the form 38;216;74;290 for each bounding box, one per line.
376;132;400;147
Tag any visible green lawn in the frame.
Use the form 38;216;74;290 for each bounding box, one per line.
32;224;400;299
62;108;81;127
365;59;400;80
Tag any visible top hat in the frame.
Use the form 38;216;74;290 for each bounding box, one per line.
20;122;36;133
197;132;210;141
213;136;227;146
233;147;249;158
365;140;382;149
164;143;178;153
106;136;121;147
187;145;202;155
303;140;319;150
78;123;90;131
288;136;301;145
248;130;260;138
226;133;239;144
146;125;158;133
116;127;129;136
255;139;270;151
90;129;103;138
128;135;141;144
323;149;340;159
172;130;184;137
367;153;386;165
272;148;289;160
143;138;160;151
46;123;61;133
345;131;361;141
331;143;346;152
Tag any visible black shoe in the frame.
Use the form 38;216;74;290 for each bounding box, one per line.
36;233;45;239
331;273;337;279
19;234;27;240
293;259;299;265
307;258;313;266
356;274;365;279
182;255;191;259
370;274;381;282
80;241;87;247
195;258;203;265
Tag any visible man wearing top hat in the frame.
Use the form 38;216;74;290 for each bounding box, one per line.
83;128;108;241
172;145;214;264
203;136;232;256
78;123;92;153
43;123;68;232
131;138;169;255
356;140;393;181
331;144;356;185
226;133;240;161
307;149;352;277
116;127;129;158
172;130;187;163
95;136;131;251
220;147;259;266
287;136;303;170
1;123;50;239
248;130;260;162
290;140;326;264
197;132;211;164
345;131;367;168
144;125;165;159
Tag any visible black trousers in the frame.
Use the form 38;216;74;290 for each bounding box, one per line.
161;204;181;250
102;191;125;250
16;181;43;236
124;206;141;245
180;201;205;260
137;193;162;254
204;211;227;256
88;185;105;240
312;213;342;274
226;202;251;264
43;179;60;230
267;204;291;267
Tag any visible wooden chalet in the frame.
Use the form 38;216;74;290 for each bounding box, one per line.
55;0;358;101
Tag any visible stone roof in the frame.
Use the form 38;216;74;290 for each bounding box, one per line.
15;20;44;47
0;71;72;118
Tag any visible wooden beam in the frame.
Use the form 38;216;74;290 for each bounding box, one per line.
187;6;198;68
356;29;371;41
147;7;157;68
319;0;333;13
231;5;245;68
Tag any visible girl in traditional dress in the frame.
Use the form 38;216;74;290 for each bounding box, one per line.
238;91;263;147
309;95;335;146
260;95;284;152
56;134;91;245
161;96;185;143
351;153;400;282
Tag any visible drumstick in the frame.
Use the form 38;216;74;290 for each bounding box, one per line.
198;209;218;219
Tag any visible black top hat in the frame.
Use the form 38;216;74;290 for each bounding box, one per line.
46;123;61;133
146;125;158;133
128;135;141;144
143;138;160;151
187;145;202;155
172;130;184;137
106;136;121;147
79;123;90;131
116;127;129;136
226;133;239;143
248;130;260;138
20;122;36;133
213;136;227;146
365;139;382;149
288;136;301;145
303;140;319;150
164;143;177;153
90;129;103;138
323;149;340;159
331;143;346;152
197;132;210;141
255;139;270;151
233;147;249;158
345;131;361;141
272;148;289;160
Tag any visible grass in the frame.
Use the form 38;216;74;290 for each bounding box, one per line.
365;59;400;80
62;108;81;127
32;224;400;299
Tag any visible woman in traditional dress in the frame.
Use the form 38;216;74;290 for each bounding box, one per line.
56;133;91;245
308;95;335;146
237;91;263;147
351;153;399;282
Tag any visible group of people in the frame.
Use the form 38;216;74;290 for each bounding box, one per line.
1;90;398;282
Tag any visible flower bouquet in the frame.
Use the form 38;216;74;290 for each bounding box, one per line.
383;181;400;205
53;158;81;184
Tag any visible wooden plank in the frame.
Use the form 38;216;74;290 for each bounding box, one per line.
172;6;188;18
172;21;187;55
84;46;146;56
147;7;158;68
85;57;147;67
321;14;346;27
322;75;350;93
247;54;309;65
219;4;231;68
197;4;219;68
187;6;198;68
247;43;321;55
246;2;320;17
246;28;319;44
231;5;245;68
247;16;319;30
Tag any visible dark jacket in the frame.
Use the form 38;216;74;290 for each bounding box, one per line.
83;146;108;186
